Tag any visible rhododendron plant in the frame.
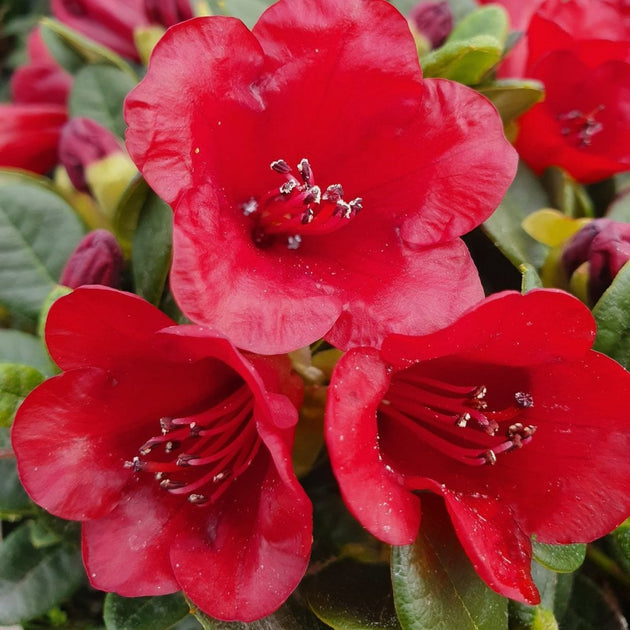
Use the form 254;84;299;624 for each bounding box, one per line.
125;0;517;354
11;286;312;622
326;290;630;603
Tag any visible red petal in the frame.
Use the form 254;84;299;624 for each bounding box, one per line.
170;451;312;621
82;482;181;595
325;348;421;545
46;286;174;370
382;289;595;368
0;104;66;174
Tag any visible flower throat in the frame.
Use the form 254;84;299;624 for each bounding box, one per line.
378;368;537;467
241;158;363;250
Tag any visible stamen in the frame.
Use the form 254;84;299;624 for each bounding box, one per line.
379;371;537;468
271;159;291;174
557;105;605;147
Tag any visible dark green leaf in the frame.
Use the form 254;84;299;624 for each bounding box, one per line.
132;193;173;305
0;183;84;319
194;596;327;630
0;522;84;624
104;592;192;630
303;559;400;629
609;519;630;574
113;175;150;257
39;17;137;77
593;261;630;368
0;329;54;376
69;64;138;138
0;427;33;520
0;363;44;427
532;542;586;574
477;80;544;125
482;162;550;269
391;495;507;630
541;167;594;219
559;574;627;630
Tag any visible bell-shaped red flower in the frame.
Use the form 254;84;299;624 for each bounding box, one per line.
124;0;517;354
326;289;630;604
11;286;312;622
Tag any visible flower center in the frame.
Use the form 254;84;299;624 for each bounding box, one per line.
124;384;261;506
378;370;536;467
557;105;605;147
241;158;363;250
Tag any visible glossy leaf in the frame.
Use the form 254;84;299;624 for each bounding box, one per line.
0;522;84;624
193;596;327;630
0;183;84;320
0;427;33;520
132;192;173;305
532;542;586;574
447;5;508;44
421;36;504;84
477;80;544;126
541;168;594;220
69;64;138;138
39;17;137;77
104;592;192;630
303;559;400;630
0;329;55;376
609;519;630;574
520;263;543;292
483;162;550;269
560;574;628;629
391;495;507;630
0;363;44;427
593;261;630;369
113;175;150;257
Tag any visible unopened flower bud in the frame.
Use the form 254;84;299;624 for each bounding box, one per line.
144;0;193;27
561;218;630;303
408;1;453;49
59;117;123;193
60;230;124;289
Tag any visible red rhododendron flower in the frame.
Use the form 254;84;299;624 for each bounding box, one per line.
326;289;630;604
125;0;517;354
52;0;193;61
0;29;70;173
11;286;312;622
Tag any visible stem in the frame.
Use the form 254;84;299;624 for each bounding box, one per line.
586;545;630;589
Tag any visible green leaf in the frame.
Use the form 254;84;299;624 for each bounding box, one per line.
0;329;55;376
520;263;543;293
559;574;628;629
392;0;476;22
0;427;33;520
194;596;327;630
593;261;630;368
532;542;586;574
477;80;544;125
541;167;594;219
0;183;84;320
609;518;630;574
391;495;507;630
303;559;400;629
132;192;173;305
104;592;192;630
69;64;138;138
606;190;630;223
0;363;44;427
482;162;550;270
113;175;151;257
0;522;84;625
203;0;274;27
447;5;508;44
421;35;503;84
39;17;137;78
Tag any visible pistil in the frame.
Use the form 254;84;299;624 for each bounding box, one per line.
378;369;537;467
124;383;260;506
242;158;363;249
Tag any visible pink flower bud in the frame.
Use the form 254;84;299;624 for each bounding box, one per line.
409;0;453;48
59;117;123;192
562;218;630;303
60;230;123;288
144;0;193;27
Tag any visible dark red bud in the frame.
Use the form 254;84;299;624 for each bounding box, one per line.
59;117;122;192
408;0;453;49
144;0;193;27
562;218;630;303
60;230;124;289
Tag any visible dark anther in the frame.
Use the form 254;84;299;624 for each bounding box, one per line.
188;493;209;505
514;392;534;408
176;453;199;466
270;159;291;174
159;478;186;490
160;416;174;434
297;158;313;185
